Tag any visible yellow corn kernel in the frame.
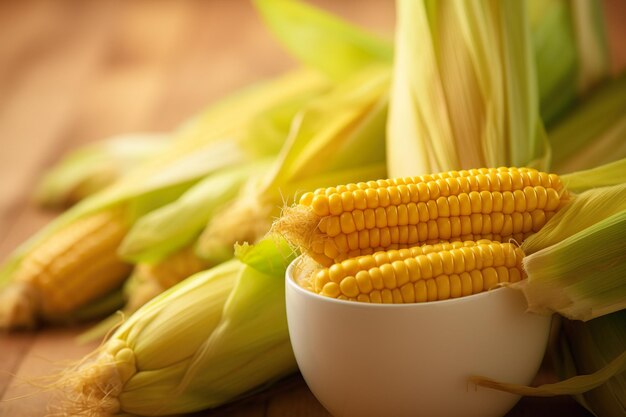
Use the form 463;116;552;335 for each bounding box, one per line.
305;241;525;303
4;210;131;326
278;168;567;266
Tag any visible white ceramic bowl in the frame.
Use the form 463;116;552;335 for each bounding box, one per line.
286;257;551;417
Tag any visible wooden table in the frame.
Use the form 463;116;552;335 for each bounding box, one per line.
1;1;624;416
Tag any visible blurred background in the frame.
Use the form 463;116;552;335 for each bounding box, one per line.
0;0;395;258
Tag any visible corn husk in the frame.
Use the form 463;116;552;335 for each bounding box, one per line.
549;73;626;173
55;238;297;416
560;157;626;193
119;159;273;264
34;133;169;209
516;163;626;321
529;0;609;125
388;0;549;178
520;204;626;321
78;245;209;343
196;67;388;263
0;69;328;328
254;0;392;81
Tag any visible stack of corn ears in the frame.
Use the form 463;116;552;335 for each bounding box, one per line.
4;0;624;415
0;67;331;329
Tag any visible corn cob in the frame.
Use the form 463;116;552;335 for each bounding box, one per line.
297;240;525;303
276;167;569;266
0;209;131;328
54;239;297;416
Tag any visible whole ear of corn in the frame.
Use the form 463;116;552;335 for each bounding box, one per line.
54;239;297;416
296;240;525;303
0;209;131;328
0;69;329;329
275;167;569;267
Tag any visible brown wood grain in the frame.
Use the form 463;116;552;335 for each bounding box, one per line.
0;1;620;416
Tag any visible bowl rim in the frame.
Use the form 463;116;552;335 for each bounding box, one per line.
286;255;519;310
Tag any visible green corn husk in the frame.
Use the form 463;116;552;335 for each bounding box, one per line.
387;0;549;178
517;162;626;321
196;67;388;263
0;69;329;329
34;133;169;209
561;158;626;193
520;204;626;321
55;239;297;416
548;73;626;173
254;0;392;81
529;0;610;125
78;245;209;343
119;159;273;264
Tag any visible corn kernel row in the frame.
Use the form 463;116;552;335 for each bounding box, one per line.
306;240;524;303
287;167;568;266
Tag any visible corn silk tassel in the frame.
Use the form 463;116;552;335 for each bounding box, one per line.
53;238;297;416
0;69;328;329
387;0;549;178
34;133;169;209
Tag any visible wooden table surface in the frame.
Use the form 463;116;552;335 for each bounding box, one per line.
0;1;624;416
